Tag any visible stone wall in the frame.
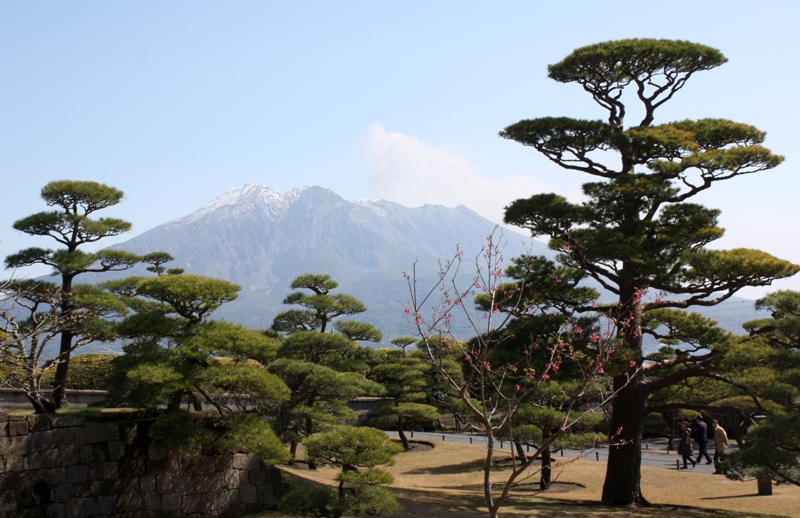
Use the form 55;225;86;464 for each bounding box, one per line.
0;412;289;518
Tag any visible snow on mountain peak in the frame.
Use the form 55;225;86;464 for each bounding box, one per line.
172;184;311;225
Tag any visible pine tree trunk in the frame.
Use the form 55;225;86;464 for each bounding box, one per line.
514;441;527;465
53;273;76;410
397;415;410;450
289;441;298;465
52;329;73;409
540;447;552;490
601;374;649;505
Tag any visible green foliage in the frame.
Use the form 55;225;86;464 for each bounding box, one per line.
283;426;402;518
216;412;291;465
149;411;214;455
726;413;800;486
305;426;402;472
41;354;118;390
724;290;800;486
273;274;370;334
643;413;669;437
339;484;400;517
104;270;290;437
268;358;383;450
279;485;337;517
3;180;142;411
547;38;727;87
497;38;800;504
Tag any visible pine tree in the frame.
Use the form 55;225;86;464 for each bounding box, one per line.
5;180;140;408
500;39;799;505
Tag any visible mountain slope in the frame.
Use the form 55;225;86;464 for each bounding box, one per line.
111;184;551;336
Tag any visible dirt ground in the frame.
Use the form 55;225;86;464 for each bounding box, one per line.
265;439;800;518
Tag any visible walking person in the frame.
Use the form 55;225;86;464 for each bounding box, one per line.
712;419;729;474
694;415;713;465
678;421;696;469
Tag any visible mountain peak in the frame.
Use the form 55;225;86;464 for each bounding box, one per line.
174;184;311;225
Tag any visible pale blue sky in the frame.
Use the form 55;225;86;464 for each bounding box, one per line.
2;1;798;298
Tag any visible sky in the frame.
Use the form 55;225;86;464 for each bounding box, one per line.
1;1;799;299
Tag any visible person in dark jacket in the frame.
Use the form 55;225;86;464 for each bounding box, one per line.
678;420;696;469
694;415;713;464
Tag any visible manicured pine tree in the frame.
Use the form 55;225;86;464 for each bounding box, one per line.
725;290;800;486
5;180;141;409
500;39;799;505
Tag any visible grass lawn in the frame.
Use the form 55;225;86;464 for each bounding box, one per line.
258;440;800;518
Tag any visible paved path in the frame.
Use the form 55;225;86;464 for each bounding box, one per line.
386;431;737;473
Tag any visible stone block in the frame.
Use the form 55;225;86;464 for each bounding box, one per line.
245;503;264;514
52;426;85;447
231;453;259;471
249;469;266;485
26;430;54;453
50;416;85;428
161;493;182;512
87;462;104;481
181;494;214;514
79;445;94;464
67;465;88;484
65;497;86;518
46;502;65;518
0;489;18;512
108;441;126;461
102;461;119;480
239;484;258;504
147;459;164;474
113;491;144;511
222;469;240;490
0;472;24;491
0;436;26;457
140;474;156;492
148;447;166;461
229;503;247;517
59;444;82;467
81;496;101;517
217;488;239;508
97;479;118;496
51;484;73;503
120;423;139;445
35;467;67;485
8;421;29;437
84;423;119;444
97;496;113;515
156;475;173;494
173;474;224;495
164;452;181;473
26;449;61;469
27;414;51;432
180;455;216;476
73;481;100;498
91;443;110;462
119;458;146;478
144;491;162;511
257;484;275;506
0;422;7;437
215;454;233;471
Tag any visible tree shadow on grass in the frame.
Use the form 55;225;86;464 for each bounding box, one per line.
401;457;487;475
503;499;788;518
